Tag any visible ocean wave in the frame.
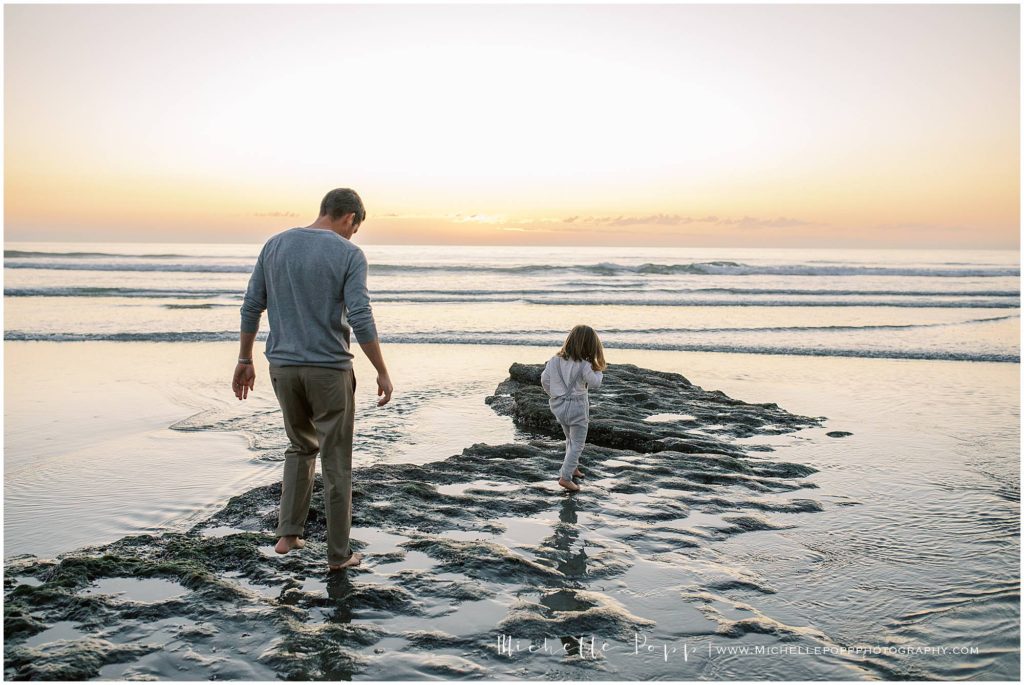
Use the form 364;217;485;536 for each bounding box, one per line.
4;287;241;298
5;285;1020;299
4;331;240;342
3;262;252;273
3;287;1017;308
546;315;1020;334
4;259;1019;277
559;285;1021;296
4;329;1017;363
370;296;1018;308
4;250;198;259
660;288;1021;297
512;298;1020;308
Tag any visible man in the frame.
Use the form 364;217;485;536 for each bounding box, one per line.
232;187;393;572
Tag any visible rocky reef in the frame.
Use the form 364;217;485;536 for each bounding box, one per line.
4;362;832;680
487;362;826;454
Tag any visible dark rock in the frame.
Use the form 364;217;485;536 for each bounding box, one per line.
826;431;853;438
487;362;826;455
5;637;162;680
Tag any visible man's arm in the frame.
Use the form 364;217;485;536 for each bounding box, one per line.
239;248;268;335
344;249;392;406
233;332;258;400
238;331;257;361
343;249;378;343
234;248;267;400
358;339;393;406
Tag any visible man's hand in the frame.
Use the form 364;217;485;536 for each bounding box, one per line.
357;339;392;407
376;373;393;406
233;363;255;400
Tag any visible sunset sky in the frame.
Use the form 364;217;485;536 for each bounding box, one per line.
4;2;1020;248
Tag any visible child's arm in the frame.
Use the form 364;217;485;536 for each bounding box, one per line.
583;364;603;389
540;361;552;395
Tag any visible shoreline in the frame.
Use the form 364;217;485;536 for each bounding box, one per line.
2;334;1018;364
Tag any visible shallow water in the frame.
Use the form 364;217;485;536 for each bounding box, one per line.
3;341;1019;680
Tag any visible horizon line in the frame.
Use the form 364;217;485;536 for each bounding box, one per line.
1;239;1020;253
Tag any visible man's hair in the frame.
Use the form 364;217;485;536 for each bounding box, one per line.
318;188;366;225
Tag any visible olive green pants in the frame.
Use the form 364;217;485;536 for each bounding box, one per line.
269;364;356;566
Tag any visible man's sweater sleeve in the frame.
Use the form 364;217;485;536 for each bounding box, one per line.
343;248;378;343
240;247;268;334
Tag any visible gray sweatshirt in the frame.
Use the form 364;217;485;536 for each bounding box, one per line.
239;227;378;369
540;355;603;397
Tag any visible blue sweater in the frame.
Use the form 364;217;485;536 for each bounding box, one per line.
239;227;378;369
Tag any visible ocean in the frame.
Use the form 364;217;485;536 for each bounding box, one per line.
3;241;1019;362
3;239;1020;680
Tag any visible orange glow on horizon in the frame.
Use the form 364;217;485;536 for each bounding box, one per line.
3;3;1019;249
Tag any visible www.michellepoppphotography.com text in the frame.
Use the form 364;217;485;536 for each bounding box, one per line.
496;633;979;662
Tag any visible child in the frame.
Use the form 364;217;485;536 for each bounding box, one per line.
540;324;607;492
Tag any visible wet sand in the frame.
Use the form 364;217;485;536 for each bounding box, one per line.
3;342;1019;680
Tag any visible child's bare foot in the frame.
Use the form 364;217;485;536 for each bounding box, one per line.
274;535;305;554
558;477;580;492
328;552;362;571
573;468;585;478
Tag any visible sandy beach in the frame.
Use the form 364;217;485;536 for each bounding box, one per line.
3;341;1018;680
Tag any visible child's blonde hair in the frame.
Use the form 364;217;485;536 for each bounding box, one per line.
557;324;607;372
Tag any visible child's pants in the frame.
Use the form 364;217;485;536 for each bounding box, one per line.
558;418;589;481
551;394;590;481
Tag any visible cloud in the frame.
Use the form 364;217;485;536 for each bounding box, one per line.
376;212;515;223
715;216;815;228
378;211;822;232
252;211;300;217
510;214;819;232
567;214;814;228
591;214;700;227
872;221;972;232
452;213;509;224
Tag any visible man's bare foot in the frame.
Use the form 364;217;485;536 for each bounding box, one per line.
558;477;581;492
274;535;305;554
328;552;363;571
573;468;585;478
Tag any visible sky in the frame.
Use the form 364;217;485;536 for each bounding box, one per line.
3;2;1020;248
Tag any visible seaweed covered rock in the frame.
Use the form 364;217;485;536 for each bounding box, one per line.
5;361;828;680
487;362;825;454
2;437;822;679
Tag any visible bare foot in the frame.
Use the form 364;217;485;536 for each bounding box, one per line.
558;477;581;492
328;552;363;571
573;468;585;478
274;535;305;554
